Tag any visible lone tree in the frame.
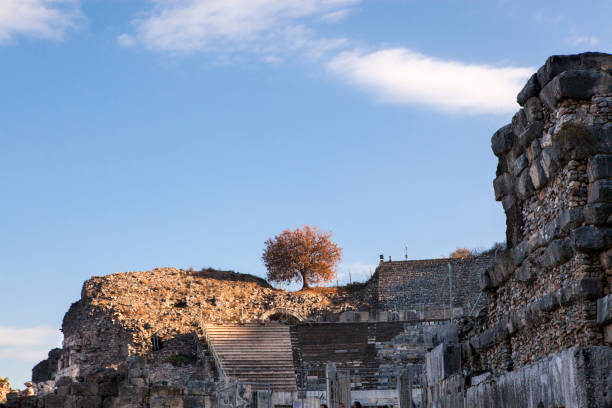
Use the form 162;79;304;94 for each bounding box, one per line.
262;225;342;290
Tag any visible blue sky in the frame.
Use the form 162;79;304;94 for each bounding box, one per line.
1;0;610;387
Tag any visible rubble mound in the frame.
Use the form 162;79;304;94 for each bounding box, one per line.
51;267;370;380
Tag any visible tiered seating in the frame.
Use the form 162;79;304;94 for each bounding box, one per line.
296;322;405;367
204;323;297;391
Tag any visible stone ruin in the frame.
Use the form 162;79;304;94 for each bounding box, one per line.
0;52;610;408
424;52;612;407
0;257;493;407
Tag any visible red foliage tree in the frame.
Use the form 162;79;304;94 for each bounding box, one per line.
262;226;342;290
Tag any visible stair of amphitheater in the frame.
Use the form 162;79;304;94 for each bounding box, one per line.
204;323;297;392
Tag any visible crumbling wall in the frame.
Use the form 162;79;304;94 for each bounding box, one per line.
424;52;612;408
478;52;612;373
1;357;215;408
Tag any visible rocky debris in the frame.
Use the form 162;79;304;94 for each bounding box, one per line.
40;266;371;383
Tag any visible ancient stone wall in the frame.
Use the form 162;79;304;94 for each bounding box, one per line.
1;357;215;408
371;255;494;317
424;52;612;408
477;52;612;373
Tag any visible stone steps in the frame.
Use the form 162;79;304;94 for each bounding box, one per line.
205;323;297;391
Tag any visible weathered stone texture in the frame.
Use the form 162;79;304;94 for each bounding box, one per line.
372;255;494;317
425;52;612;408
478;52;612;373
45;267;372;382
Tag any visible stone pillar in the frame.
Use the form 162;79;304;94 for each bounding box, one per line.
326;363;350;408
326;363;338;408
337;370;351;408
398;369;413;408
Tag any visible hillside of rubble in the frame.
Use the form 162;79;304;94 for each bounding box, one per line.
31;267;372;382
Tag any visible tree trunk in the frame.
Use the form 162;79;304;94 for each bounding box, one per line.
301;272;309;290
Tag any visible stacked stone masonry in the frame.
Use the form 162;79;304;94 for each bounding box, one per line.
425;52;612;408
372;256;493;318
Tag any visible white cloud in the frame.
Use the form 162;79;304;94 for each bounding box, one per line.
117;33;136;48
328;48;533;114
0;0;81;44
321;8;354;23
262;55;283;64
121;0;359;55
0;326;62;363
567;34;600;47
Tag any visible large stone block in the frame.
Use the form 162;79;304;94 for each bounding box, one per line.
519;121;543;148
529;161;548;189
604;324;612;344
150;396;184;408
517;169;534;199
19;397;37;408
118;384;148;399
517;73;540;106
511;109;528;138
539;69;612;109
512;240;530;266
572;226;610;251
584;203;612;225
186;381;210;396
524;97;543;123
588;179;612;203
425;343;461;383
558;208;584;235
588;154;612;182
183;396;206;408
493;173;512;201
68;382;98;397
55;377;73;388
597;294;612;326
540;148;558;179
75;396;101;408
513;153;528;177
423;324;458;349
536;52;612;87
43;395;64;408
150;384;183;397
491;124;514;156
103;396;141;408
98;381;118;398
542;238;573;268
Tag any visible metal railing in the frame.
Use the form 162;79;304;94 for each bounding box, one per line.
200;321;228;383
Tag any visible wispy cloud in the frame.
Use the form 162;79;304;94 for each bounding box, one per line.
328;48;533;114
0;326;62;363
118;1;534;115
566;34;600;47
321;8;355;23
119;0;359;56
0;0;81;45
